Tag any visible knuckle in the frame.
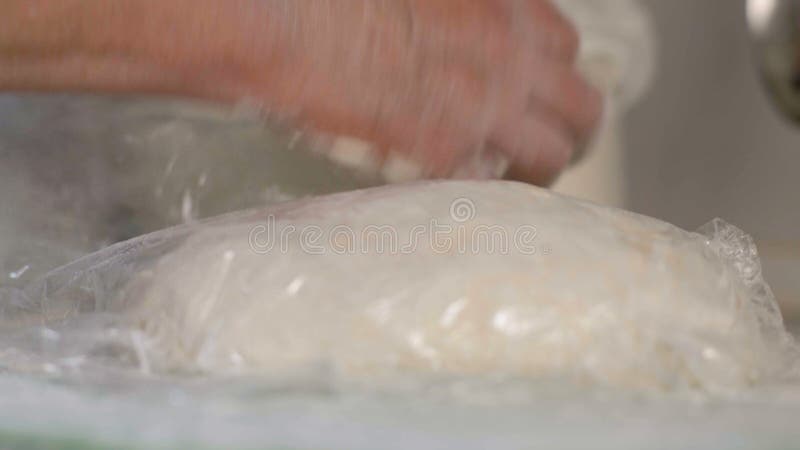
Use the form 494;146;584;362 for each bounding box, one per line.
574;78;604;135
560;21;580;60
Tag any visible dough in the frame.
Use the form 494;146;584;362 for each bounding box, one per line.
122;181;794;392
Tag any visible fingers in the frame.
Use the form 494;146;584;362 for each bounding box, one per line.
490;105;574;186
438;0;599;184
520;0;580;63
484;46;601;185
304;58;601;185
527;61;604;144
259;0;602;185
291;78;483;180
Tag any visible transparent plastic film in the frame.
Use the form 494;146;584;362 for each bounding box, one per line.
0;94;380;289
1;181;796;396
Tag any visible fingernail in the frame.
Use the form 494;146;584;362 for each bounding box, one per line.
382;152;424;183
328;136;381;173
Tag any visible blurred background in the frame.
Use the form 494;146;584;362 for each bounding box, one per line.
622;0;800;320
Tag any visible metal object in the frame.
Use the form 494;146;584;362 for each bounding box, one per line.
747;0;800;124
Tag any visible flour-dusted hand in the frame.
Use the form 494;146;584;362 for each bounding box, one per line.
194;0;603;184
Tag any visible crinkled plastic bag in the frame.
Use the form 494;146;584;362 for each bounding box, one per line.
0;181;796;396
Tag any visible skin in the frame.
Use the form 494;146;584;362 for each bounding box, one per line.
0;0;602;185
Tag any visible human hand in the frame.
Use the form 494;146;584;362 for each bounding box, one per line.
186;0;604;185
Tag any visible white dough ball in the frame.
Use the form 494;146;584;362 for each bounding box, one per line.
122;181;795;392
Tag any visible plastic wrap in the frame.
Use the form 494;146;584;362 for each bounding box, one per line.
0;94;378;287
1;180;796;395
